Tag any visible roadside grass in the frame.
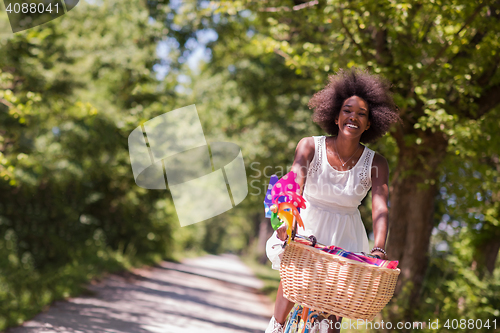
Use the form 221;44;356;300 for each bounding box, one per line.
0;248;167;332
169;247;208;262
0;237;213;333
241;255;281;302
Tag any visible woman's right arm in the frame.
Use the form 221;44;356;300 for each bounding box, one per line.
290;137;316;195
276;137;315;241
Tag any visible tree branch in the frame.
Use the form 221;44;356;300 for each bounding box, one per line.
477;54;500;86
401;3;488;116
0;98;15;110
405;2;423;42
418;3;438;44
419;21;434;44
449;31;486;63
469;83;500;119
258;0;318;12
273;48;299;67
450;35;500;119
338;7;372;62
374;28;392;65
416;3;487;85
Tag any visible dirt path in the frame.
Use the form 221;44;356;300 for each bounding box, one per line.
7;254;273;333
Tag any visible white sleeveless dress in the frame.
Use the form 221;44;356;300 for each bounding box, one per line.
266;136;374;269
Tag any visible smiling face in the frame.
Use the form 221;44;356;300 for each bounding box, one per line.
335;95;371;138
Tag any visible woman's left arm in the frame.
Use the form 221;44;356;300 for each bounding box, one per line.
371;153;390;260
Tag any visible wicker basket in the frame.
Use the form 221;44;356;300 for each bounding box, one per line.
280;240;400;321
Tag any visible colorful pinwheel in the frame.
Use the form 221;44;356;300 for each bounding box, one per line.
263;171;307;243
271;171;301;203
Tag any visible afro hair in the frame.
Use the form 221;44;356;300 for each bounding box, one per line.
309;68;400;143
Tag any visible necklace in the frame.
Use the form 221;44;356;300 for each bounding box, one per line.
334;138;360;167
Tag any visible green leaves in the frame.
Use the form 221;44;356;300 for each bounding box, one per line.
414;99;458;136
0;1;178;330
424;228;500;323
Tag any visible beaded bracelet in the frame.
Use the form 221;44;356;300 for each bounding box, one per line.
370;247;387;256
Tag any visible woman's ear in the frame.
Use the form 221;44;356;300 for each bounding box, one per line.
365;121;371;131
335;116;339;125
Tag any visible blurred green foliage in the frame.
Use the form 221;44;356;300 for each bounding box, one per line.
418;105;500;331
0;0;177;329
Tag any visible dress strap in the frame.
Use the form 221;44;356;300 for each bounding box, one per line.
358;148;375;190
307;136;324;176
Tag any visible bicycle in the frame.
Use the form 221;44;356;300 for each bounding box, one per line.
278;233;396;333
265;172;399;332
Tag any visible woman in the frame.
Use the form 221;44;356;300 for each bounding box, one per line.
265;69;400;333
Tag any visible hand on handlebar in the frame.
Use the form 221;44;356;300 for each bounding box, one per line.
371;250;387;260
276;225;288;241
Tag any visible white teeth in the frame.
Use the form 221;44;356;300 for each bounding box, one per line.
346;124;358;129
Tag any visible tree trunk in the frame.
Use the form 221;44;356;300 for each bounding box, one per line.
473;225;500;276
387;129;448;317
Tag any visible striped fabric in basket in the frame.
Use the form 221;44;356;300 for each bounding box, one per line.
294;238;399;269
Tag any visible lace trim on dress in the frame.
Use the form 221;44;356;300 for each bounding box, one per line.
359;149;374;190
308;136;323;176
